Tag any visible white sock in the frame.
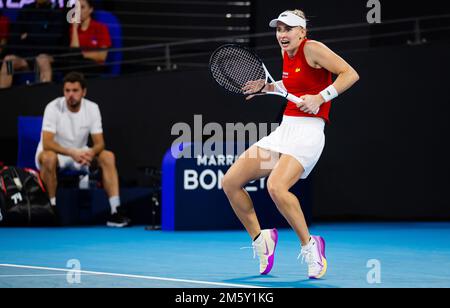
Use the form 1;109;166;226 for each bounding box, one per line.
109;196;120;214
50;197;56;207
253;233;264;244
302;237;315;249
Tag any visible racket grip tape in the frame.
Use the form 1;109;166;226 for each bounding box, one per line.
286;93;319;115
286;93;303;104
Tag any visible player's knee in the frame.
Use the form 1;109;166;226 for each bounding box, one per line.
99;150;115;167
221;173;237;195
267;179;287;201
40;151;58;170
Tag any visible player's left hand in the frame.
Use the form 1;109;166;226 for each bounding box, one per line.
298;94;325;115
243;79;268;101
80;149;95;165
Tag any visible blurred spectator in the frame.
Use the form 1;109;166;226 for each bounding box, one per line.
0;0;67;89
68;0;111;76
0;12;10;57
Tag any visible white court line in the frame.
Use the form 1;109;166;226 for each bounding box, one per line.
0;274;96;278
0;264;265;288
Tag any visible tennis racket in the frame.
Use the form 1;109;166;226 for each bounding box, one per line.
209;44;318;114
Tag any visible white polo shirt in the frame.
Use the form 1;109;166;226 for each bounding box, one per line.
35;97;103;158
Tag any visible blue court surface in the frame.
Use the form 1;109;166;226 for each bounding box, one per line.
1;222;449;288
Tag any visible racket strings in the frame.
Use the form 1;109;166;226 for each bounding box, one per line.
210;46;266;95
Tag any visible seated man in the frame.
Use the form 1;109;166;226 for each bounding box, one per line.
0;0;67;88
35;71;131;227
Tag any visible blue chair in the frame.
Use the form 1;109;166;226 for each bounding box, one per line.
17;116;43;169
93;10;123;76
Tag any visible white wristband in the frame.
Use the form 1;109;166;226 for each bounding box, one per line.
320;85;338;102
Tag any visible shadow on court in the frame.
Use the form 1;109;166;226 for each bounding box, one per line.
223;275;338;288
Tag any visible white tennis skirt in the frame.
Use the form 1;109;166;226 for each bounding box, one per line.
255;116;325;179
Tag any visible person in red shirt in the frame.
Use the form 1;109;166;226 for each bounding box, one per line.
222;10;359;279
68;0;111;75
0;13;9;56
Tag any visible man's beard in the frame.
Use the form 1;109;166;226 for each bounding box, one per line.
67;98;81;109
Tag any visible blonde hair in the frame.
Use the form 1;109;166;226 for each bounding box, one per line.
288;9;306;20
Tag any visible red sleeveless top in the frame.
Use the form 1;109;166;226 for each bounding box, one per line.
282;39;332;122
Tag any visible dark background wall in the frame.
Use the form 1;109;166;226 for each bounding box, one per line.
1;40;449;220
252;0;450;27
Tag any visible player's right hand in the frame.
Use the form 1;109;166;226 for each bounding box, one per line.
70;149;91;166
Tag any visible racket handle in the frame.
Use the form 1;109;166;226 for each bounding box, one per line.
286;93;320;115
286;93;303;104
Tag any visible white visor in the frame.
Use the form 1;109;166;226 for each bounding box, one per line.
269;11;307;28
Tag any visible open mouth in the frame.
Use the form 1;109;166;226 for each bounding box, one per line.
280;40;290;48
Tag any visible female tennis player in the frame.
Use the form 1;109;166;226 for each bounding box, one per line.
222;9;359;279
